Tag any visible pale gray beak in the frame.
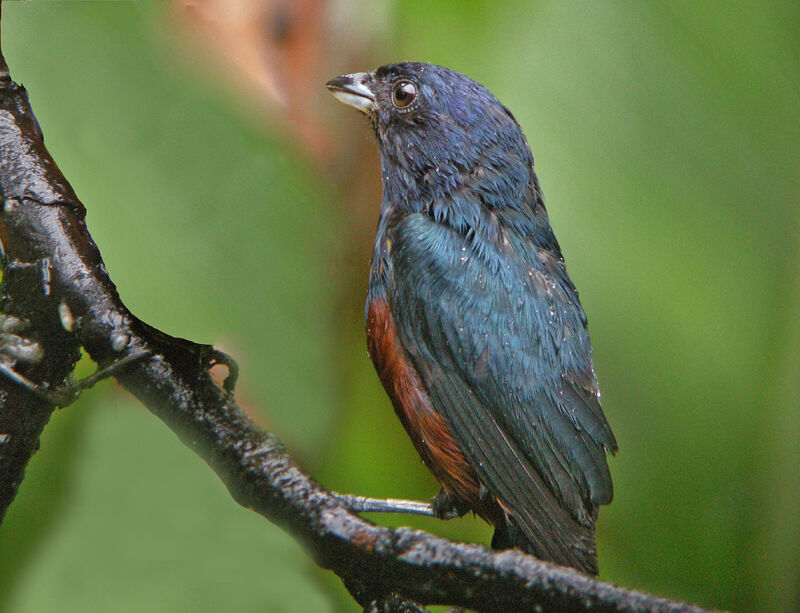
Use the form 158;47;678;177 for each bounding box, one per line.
326;72;375;114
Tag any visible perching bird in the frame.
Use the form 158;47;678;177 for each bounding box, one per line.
327;62;617;575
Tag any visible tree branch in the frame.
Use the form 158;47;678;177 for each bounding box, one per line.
0;40;715;613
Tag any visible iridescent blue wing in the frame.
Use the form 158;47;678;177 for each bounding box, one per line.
387;206;615;569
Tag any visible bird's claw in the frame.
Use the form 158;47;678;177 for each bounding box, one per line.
431;489;470;519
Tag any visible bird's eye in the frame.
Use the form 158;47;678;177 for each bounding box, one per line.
392;81;417;108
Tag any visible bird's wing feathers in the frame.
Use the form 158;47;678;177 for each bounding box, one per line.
419;359;597;569
388;210;615;532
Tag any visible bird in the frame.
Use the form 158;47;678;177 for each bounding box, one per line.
326;62;617;575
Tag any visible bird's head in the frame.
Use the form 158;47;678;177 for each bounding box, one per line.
327;62;533;208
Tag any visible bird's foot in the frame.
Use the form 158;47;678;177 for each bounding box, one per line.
431;489;470;519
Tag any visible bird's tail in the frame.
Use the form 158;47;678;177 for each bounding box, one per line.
491;516;599;576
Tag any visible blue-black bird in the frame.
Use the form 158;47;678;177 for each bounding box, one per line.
327;62;617;575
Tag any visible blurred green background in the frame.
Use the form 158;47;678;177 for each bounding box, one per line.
1;2;798;612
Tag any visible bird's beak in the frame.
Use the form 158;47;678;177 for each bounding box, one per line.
326;72;375;115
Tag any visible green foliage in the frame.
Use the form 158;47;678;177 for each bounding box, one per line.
3;394;332;613
2;2;799;612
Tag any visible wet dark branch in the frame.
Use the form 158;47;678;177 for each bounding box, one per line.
0;45;714;613
0;50;82;522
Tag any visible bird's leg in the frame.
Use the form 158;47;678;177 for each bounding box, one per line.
335;490;464;520
335;493;438;517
